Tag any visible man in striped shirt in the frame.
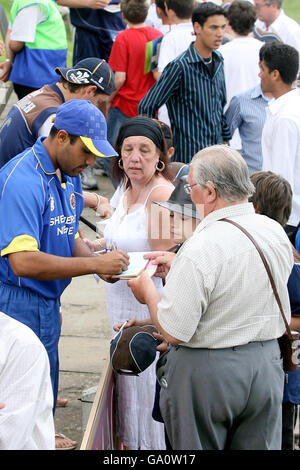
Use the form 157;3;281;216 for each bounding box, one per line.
139;2;231;164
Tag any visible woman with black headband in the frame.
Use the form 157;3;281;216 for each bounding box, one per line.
102;116;174;450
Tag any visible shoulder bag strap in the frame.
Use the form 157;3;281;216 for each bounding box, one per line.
220;217;292;337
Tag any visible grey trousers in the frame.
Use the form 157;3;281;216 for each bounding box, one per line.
157;340;284;450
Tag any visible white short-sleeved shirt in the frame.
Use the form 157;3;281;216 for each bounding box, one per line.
158;203;293;348
157;22;194;73
0;312;55;450
262;88;300;227
255;9;300;59
10;5;46;43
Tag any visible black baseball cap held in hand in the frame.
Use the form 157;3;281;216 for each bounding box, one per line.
110;325;160;376
55;57;115;95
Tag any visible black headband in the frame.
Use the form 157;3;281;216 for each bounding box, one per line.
116;116;165;151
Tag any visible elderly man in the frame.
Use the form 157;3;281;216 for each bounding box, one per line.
129;145;293;450
254;0;300;65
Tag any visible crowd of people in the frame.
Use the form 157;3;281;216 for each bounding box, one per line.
0;0;300;452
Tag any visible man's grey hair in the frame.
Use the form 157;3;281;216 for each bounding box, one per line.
264;0;282;8
191;145;255;203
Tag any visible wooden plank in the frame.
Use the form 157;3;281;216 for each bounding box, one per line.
80;352;117;450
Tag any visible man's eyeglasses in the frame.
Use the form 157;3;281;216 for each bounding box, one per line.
184;183;198;195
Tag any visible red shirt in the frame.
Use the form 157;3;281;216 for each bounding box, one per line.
108;26;163;117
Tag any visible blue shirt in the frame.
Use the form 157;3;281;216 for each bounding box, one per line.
283;263;300;404
0;83;65;169
70;0;126;62
225;84;269;174
296;227;300;253
0;137;84;299
138;42;231;164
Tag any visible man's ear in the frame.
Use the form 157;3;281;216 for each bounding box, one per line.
56;129;70;144
272;69;281;82
206;182;218;202
82;85;98;99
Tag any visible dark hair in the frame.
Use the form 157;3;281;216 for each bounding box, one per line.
111;119;173;185
152;118;173;150
155;0;167;14
227;1;256;36
165;0;195;20
192;1;227;26
259;42;299;84
49;125;79;144
59;77;103;96
120;0;149;23
264;0;282;7
250;171;292;226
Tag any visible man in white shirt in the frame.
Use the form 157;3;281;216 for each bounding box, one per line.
0;312;55;450
219;0;263;148
254;0;300;70
128;144;293;449
260;42;300;238
155;0;195;77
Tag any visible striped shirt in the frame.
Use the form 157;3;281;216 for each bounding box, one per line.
225;84;269;174
138;42;231;164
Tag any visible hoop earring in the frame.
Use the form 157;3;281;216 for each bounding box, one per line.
118;159;124;169
156;160;165;172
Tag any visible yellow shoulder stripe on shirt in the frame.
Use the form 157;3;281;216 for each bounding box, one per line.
1;235;39;257
75;232;79;239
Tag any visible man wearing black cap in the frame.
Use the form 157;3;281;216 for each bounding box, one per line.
0;99;129;449
0;57;115;191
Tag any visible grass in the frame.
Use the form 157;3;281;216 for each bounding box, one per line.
1;0;299;65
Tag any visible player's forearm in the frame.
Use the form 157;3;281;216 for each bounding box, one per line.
8;250;100;280
57;0;109;8
5;29;15;62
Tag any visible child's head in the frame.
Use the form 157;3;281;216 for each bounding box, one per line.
154;174;200;243
121;0;149;24
249;171;292;227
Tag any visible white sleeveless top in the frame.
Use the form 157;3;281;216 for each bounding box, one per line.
103;184;170;450
104;184;171;252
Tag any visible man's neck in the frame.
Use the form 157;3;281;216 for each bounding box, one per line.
173;18;191;25
193;40;213;60
231;31;253;39
272;84;294;100
264;8;281;28
56;81;71;101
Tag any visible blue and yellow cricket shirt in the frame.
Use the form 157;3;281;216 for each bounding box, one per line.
0;137;84;299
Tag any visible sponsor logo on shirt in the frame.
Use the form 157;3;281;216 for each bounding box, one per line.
70;193;76;210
